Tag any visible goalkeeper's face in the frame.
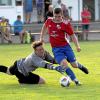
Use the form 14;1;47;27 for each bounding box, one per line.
35;45;45;58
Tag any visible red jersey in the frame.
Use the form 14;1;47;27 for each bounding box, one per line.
45;18;74;47
81;10;91;24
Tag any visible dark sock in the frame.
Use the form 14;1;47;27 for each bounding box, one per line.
77;63;83;69
0;65;7;73
77;62;89;74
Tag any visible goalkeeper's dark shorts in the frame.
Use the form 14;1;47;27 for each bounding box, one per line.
9;61;40;84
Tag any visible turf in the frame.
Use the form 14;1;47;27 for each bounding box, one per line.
0;41;100;100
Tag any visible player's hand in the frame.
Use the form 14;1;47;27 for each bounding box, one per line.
54;66;65;74
77;47;81;52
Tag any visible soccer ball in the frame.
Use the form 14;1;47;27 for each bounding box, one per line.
59;76;71;87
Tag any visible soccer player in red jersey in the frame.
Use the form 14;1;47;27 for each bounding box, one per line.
81;5;91;40
40;7;89;85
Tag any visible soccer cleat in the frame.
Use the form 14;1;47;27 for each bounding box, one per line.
0;65;7;73
79;66;89;74
75;81;82;86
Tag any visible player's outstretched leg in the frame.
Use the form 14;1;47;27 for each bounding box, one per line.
0;65;7;73
54;65;81;86
64;67;81;86
77;63;89;74
0;65;12;75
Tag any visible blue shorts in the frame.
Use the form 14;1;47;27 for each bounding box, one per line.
25;7;33;13
24;0;33;13
52;45;76;64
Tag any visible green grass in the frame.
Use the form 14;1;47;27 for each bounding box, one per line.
0;41;100;100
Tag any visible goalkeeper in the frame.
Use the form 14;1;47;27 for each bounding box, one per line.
0;41;69;84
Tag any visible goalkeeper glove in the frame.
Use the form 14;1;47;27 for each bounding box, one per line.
46;64;65;74
54;66;65;74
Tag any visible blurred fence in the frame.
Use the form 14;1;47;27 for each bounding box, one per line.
0;22;100;44
0;24;48;43
72;21;100;41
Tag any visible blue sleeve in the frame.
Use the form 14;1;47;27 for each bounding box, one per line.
14;21;16;26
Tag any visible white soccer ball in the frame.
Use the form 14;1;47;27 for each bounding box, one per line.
59;76;71;87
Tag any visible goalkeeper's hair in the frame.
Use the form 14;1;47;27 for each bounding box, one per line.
32;41;43;49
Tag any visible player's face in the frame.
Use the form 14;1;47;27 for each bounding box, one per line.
84;7;88;11
35;45;45;57
53;13;62;22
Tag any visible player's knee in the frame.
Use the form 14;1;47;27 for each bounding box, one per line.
38;77;46;84
60;59;68;69
70;62;78;68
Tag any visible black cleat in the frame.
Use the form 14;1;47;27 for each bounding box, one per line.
75;81;82;86
79;66;89;74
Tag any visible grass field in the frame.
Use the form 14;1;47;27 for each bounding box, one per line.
0;41;100;100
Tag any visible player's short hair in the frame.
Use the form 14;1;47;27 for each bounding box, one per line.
32;41;43;49
53;7;63;14
17;15;21;19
